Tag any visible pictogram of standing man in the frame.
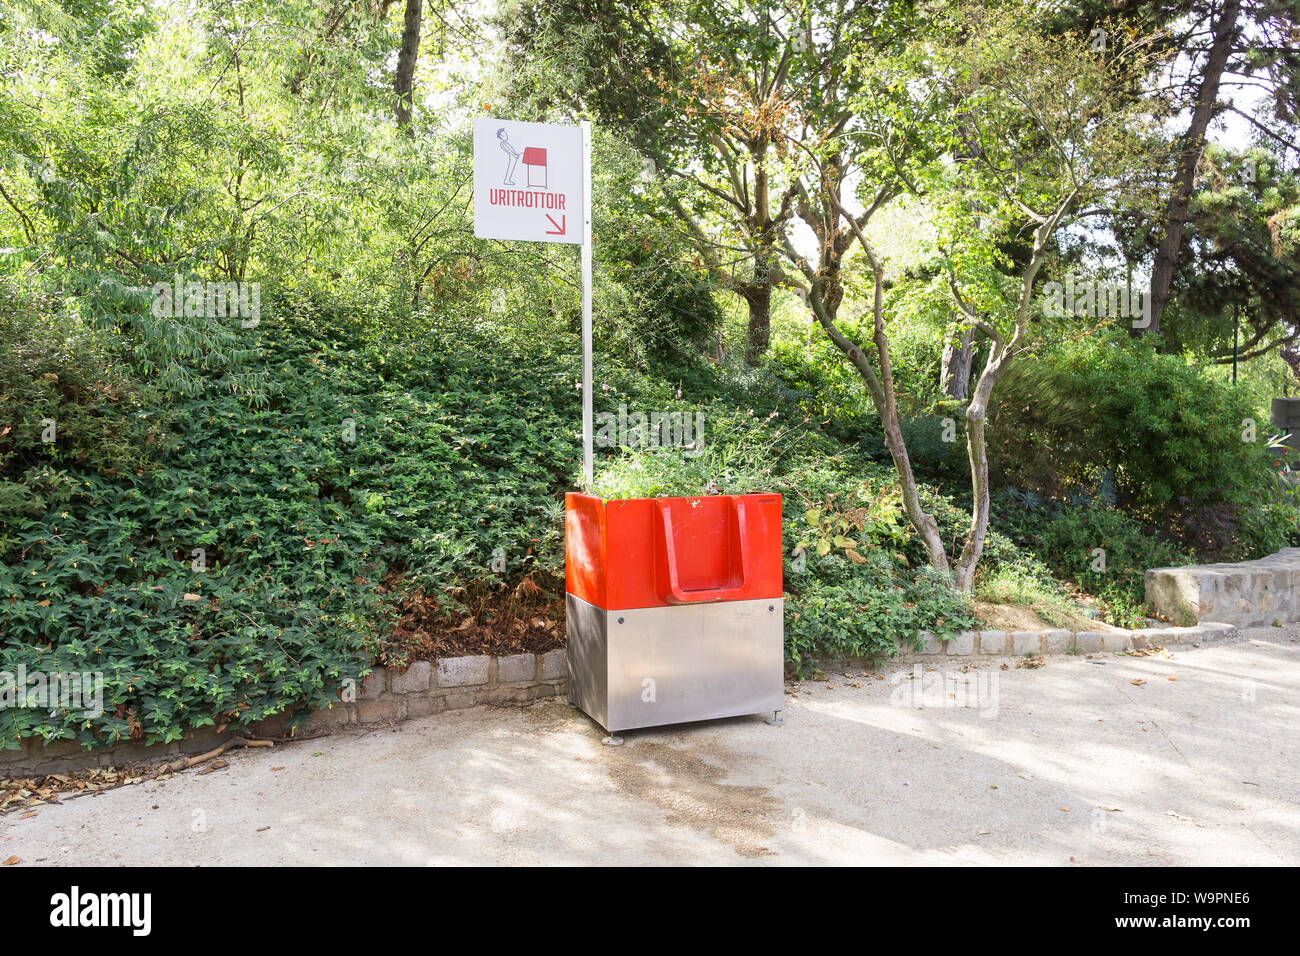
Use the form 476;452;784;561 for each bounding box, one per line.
497;128;520;186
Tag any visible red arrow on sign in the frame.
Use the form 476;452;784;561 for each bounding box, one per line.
545;214;566;236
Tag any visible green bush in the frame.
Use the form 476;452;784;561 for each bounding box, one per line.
784;551;978;675
0;288;160;481
989;331;1282;559
859;412;970;486
992;491;1193;625
0;311;581;749
589;407;809;500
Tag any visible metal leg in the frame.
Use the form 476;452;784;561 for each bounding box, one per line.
602;732;625;746
764;711;785;727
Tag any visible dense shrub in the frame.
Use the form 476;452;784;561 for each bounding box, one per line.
859;411;971;486
0;290;160;480
785;553;978;674
989;331;1283;558
991;490;1194;625
0;311;580;749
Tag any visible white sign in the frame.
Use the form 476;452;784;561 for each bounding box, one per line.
474;118;583;245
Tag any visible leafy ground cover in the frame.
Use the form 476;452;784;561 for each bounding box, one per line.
4;0;1296;752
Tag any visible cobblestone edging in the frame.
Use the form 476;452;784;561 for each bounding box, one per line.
0;619;1243;776
904;621;1239;658
1146;547;1300;627
0;649;568;778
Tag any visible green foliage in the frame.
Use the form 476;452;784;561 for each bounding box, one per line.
765;331;877;441
860;412;970;486
0;286;160;481
0;309;582;749
785;553;978;676
990;331;1283;558
589;408;803;500
1147;145;1300;361
797;487;909;564
991;491;1194;626
973;561;1084;630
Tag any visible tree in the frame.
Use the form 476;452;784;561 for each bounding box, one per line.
393;0;423;128
1117;0;1300;335
787;3;1160;589
504;0;882;365
1147;0;1245;333
1161;144;1300;363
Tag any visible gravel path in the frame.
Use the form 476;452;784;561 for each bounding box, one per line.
4;626;1297;865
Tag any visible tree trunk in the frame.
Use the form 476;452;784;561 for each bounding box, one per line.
953;356;1004;591
940;324;974;399
742;282;771;366
950;207;1064;590
808;274;950;575
1147;0;1242;334
394;0;423;129
742;205;778;364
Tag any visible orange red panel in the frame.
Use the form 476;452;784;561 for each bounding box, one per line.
565;492;783;610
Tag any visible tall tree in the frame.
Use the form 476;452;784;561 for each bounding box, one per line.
790;4;1160;589
1147;0;1244;333
504;0;880;365
393;0;423;128
1158;144;1300;362
1101;0;1300;335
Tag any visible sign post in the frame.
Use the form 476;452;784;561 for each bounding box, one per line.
473;117;593;486
580;120;593;487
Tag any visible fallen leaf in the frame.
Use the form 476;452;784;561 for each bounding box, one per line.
1130;679;1146;686
2;856;19;865
183;593;201;601
256;826;271;832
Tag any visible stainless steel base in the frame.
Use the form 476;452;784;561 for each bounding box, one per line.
566;593;785;733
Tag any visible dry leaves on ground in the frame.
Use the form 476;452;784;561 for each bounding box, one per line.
1;768;146;813
1125;645;1171;659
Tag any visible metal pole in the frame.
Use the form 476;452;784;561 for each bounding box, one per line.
581;121;593;489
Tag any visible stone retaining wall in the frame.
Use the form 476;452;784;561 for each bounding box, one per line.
1146;547;1300;627
1;616;1245;777
909;621;1237;657
0;649;567;777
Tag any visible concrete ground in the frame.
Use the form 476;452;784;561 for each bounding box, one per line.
4;627;1298;866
